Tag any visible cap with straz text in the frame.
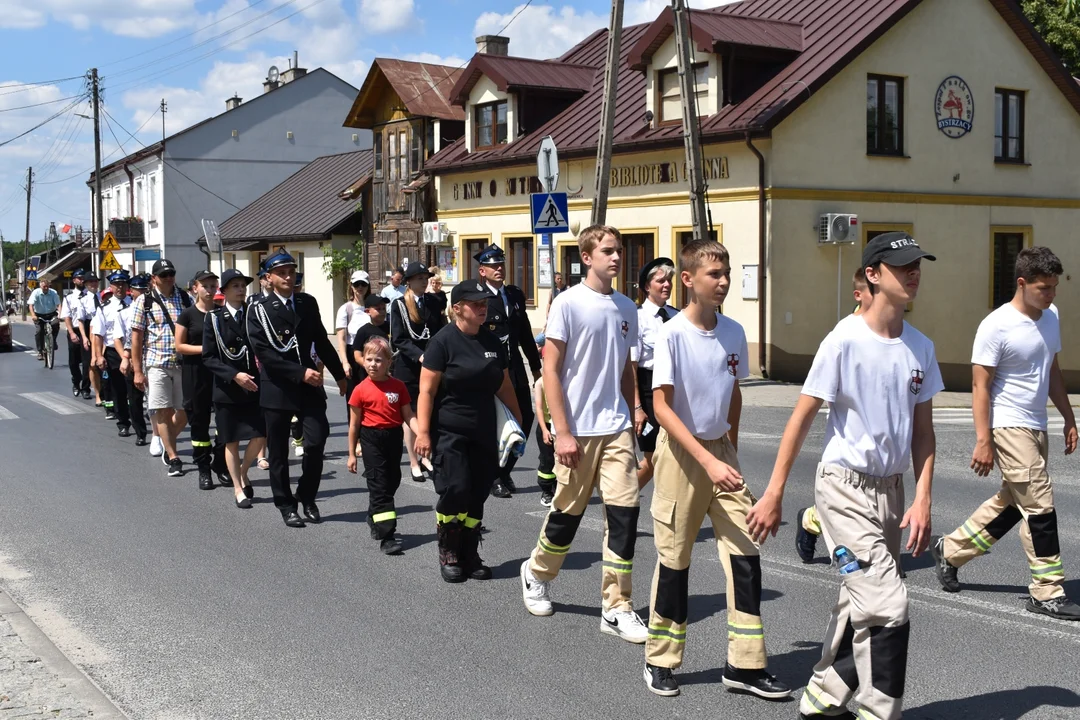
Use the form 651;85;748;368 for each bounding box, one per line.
861;232;936;269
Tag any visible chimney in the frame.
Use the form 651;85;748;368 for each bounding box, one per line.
475;35;510;56
281;50;308;83
225;94;242;111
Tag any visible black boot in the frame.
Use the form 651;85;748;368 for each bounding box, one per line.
198;466;214;490
461;526;492;580
437;523;465;583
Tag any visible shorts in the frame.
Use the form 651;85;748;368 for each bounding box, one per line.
147;366;184;411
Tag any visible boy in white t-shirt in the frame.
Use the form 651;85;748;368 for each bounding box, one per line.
933;246;1080;620
520;225;648;644
747;232;941;720
641;240;790;700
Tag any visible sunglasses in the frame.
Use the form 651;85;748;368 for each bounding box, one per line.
157;271;176;278
352;281;369;288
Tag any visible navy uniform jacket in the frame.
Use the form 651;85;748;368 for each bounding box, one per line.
389;291;447;387
247;292;345;412
485;283;541;389
202;306;259;406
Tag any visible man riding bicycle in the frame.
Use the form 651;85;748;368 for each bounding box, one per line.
28;276;61;360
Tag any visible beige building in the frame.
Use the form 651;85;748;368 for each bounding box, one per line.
424;0;1080;389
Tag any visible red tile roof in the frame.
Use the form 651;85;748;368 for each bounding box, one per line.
342;59;464;129
449;54;597;106
425;0;1080;173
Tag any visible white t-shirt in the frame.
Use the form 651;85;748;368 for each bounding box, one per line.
335;301;371;345
632;298;678;369
971;303;1061;431
545;283;638;437
803;314;943;477
652;311;748;441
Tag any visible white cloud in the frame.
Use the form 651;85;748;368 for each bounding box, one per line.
624;0;741;27
0;3;46;29
359;0;415;33
474;4;607;60
0;0;199;38
401;52;468;68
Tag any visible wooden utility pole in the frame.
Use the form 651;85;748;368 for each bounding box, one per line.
91;69;104;277
21;166;32;320
672;0;709;242
590;0;623;226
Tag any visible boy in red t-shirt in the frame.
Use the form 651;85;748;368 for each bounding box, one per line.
347;336;419;554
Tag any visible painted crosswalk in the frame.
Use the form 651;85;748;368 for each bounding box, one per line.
821;406;1066;430
18;391;91;415
0;404;18;420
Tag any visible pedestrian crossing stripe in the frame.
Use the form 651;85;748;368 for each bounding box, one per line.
18;392;90;415
0;404;17;420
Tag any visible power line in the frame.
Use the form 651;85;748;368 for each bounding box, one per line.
0;95;87;148
101;106;148;149
0;76;86;98
101;111;130;157
36;109;159;187
31;190;92;222
0;94;86;113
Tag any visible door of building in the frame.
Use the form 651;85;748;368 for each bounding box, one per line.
561;245;583;287
371;224;422;290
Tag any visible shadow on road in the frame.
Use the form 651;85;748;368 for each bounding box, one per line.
905;685;1080;719
677;638;817;692
321;503;430;524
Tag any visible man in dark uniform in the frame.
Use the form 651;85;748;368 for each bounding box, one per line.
247;251;347;528
475;243;542;498
61;269;88;397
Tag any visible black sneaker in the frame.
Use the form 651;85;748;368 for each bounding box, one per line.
722;665;790;700
799;712;856;719
491;481;511;499
81;388;92;400
643;664;679;697
380;536;404;555
105;410;117;421
167;457;183;477
540;489;554;507
931;537;961;593
795;508;819;563
1026;595;1080;621
198;469;214;490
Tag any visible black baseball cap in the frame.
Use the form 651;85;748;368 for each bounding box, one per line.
364;294;389;309
219;269;252;288
192;269;218;284
451;279;494;305
152;259;177;276
861;232;936;269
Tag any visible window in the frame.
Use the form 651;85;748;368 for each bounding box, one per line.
995;89;1025;163
507;236;535;304
411;123;423;172
464;238;488;280
991;229;1028;308
398;129;409;179
620;232;655;298
475;101;508;149
135;179;143;219
425;120;435;158
387;132;397;182
658;64;708;124
373;132;382;178
867;74;904;156
147;174;157;222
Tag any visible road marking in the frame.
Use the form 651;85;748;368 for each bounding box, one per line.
0;404;17;420
18;392;89;415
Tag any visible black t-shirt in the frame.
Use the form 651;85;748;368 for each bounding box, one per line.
177;305;207;366
422;324;507;430
350;321;390;383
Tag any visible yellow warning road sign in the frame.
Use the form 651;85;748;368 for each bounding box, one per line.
99;251;122;271
26;280;37;290
99;232;120;251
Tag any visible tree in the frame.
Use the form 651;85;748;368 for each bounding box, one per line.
1022;0;1080;75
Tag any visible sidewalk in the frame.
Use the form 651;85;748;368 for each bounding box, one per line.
0;591;126;720
740;377;1080;409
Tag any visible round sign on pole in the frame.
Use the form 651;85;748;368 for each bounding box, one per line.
934;76;974;138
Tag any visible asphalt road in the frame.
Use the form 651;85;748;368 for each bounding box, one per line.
2;322;1079;720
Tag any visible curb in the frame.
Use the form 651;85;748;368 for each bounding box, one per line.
0;590;130;720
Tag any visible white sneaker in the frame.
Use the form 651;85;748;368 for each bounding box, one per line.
520;560;553;616
601;608;648;644
148;436;163;457
294;444;304;458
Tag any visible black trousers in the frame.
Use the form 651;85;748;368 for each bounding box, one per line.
79;321;92;390
99;348;114;412
637;368;660;454
535;419;556;493
500;374;534;483
34;313;58;354
125;368;148;440
432;426;498;527
182;364;214;471
265;406;330;512
67;336;85;390
360;426;404;538
104;348;130;429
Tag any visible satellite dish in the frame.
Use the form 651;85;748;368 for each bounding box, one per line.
267;66;280;84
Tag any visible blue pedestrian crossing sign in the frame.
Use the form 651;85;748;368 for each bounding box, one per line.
26;270;37;281
531;192;569;234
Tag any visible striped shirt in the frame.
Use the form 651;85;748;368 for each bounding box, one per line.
131;290;187;368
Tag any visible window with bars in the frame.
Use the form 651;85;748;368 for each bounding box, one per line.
507;236;535;304
658;64;708;124
867;74;904;156
992;232;1025;307
475;101;507;150
995;89;1025;163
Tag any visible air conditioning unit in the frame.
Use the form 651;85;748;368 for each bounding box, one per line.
422;221;450;245
818;213;858;245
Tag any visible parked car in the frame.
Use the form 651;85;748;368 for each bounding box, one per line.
0;314;11;352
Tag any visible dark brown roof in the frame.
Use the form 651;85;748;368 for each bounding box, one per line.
217;150;373;244
426;0;1080;173
448;54;597;106
628;7;803;70
342;59;464;128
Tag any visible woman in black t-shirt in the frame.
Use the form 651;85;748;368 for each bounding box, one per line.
415;280;522;584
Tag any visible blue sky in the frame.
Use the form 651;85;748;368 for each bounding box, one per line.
0;0;730;241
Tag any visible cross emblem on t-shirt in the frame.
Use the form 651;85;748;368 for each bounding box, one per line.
727;353;739;376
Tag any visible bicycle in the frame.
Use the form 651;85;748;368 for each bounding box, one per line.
35;313;60;370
